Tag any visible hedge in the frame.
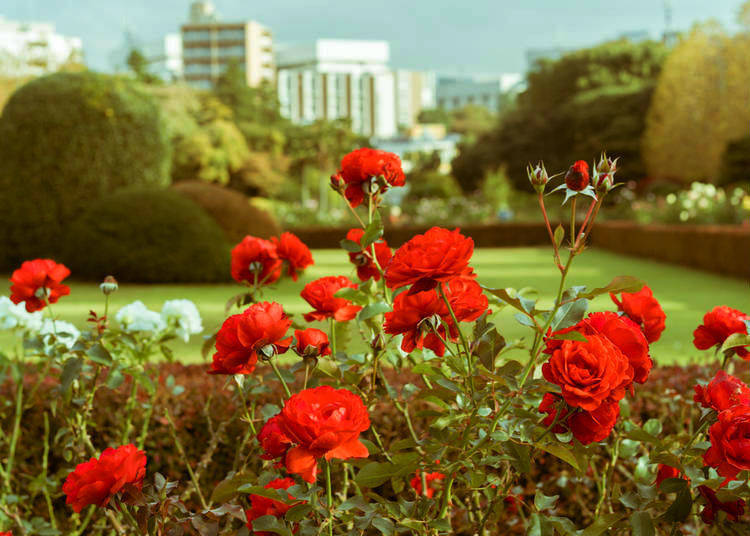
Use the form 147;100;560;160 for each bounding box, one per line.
63;189;230;283
0;72;171;268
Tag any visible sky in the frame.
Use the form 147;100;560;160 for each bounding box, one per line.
1;0;744;75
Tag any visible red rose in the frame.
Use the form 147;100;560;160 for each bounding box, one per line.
301;276;362;322
546;311;652;384
694;370;750;412
655;464;684;487
345;228;392;282
565;160;590;191
384;278;488;357
9;259;71;312
698;485;745;524
538;393;619;445
231;236;282;287
610;286;666;343
246;477;305;535
278;386;370;482
542;335;633;411
273;232;314;281
62;444;146;513
504;494;521;514
258;415;292;461
337;148;405;207
410;468;445;498
704;404;750;484
693;306;750;359
293;328;331;358
385;227;475;293
209;302;291;375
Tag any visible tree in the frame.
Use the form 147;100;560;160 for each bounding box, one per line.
126;48;160;84
452;39;667;191
643;23;750;183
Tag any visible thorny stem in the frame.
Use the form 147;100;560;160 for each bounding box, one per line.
5;376;23;492
575;198;597;247
136;388;159;450
329;318;337;357
325;459;334;536
437;283;475;395
71;506;96;536
569;196;577;244
164;409;208;510
538;192;563;270
42;413;58;530
120;378;139;444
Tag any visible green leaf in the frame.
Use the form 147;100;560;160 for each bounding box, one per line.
333;287;369;305
284;504;313;523
237;486;291;503
86;343;113;366
482;287;530;314
578;275;645;300
549;330;588;342
210;472;256;504
372;517;395;536
535;443;581;472
60;357;83;392
360;211;383;249
340;238;362;253
250;515;292;536
719;333;750;354
580;513;623;536
358;303;391;321
502;441;531;474
355;453;419;488
473;326;506;370
534;490;559;511
643;419;662;437
551;299;588;331
553;224;565;248
662;488;692;523
629;512;655;536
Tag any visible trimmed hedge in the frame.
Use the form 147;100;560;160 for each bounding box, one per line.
171;180;281;243
0;72;171;268
63;189;230;283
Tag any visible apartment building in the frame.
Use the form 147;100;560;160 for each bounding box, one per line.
181;1;274;89
0;15;82;76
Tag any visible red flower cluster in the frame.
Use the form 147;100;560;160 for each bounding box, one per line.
564;160;590;191
698;485;745;524
293;328;331;359
539;308;658;444
257;386;370;482
333;148;405;207
694;370;750;412
384;278;488;356
10;259;70;312
301;276;362;322
693;306;750;359
703;403;750;485
210;302;291;375
231;233;313;287
345;228;392;282
62;444;146;513
655;464;684;488
384;227;474;293
245;477;305;535
610;286;666;343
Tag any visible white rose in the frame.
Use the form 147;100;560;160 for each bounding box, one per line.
160;299;203;343
116;300;165;333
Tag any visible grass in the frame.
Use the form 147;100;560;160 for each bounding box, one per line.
2;247;748;366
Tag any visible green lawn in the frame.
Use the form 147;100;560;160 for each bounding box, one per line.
2;248;748;365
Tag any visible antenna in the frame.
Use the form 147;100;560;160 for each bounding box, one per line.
663;0;673;39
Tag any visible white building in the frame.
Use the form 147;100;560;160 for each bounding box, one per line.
394;69;436;130
141;33;184;81
0;15;82;76
276;39;400;138
436;74;523;112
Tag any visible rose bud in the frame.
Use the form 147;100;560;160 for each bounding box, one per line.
565;160;590;191
527;162;549;193
293;328;331;362
330;173;345;193
100;275;119;295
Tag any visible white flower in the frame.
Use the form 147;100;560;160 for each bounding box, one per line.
116;300;165;333
40;319;80;350
160;299;203;342
0;296;43;332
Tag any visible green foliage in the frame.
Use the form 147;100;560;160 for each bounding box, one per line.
171;180;281;243
453;40;667;191
126;48;161;84
283;119;367;177
63;189;230;283
0;71;171;267
720;136;750;186
417;107;451;125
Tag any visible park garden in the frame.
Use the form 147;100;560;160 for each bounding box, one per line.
0;12;749;536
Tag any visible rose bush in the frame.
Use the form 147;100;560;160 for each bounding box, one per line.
0;151;749;536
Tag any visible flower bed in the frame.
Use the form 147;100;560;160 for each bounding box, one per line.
1;150;750;535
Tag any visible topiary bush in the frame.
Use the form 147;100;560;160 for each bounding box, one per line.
63;189;230;283
171;180;281;243
0;71;171;268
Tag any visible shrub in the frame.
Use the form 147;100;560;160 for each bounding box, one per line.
404;170;460;201
171;180;281;242
720;135;750;187
0;71;171;267
63;189;230;283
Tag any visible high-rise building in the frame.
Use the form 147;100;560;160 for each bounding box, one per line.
436;74;522;112
141;33;184;81
0;15;83;76
276;39;398;138
181;1;274;89
394;70;436;130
